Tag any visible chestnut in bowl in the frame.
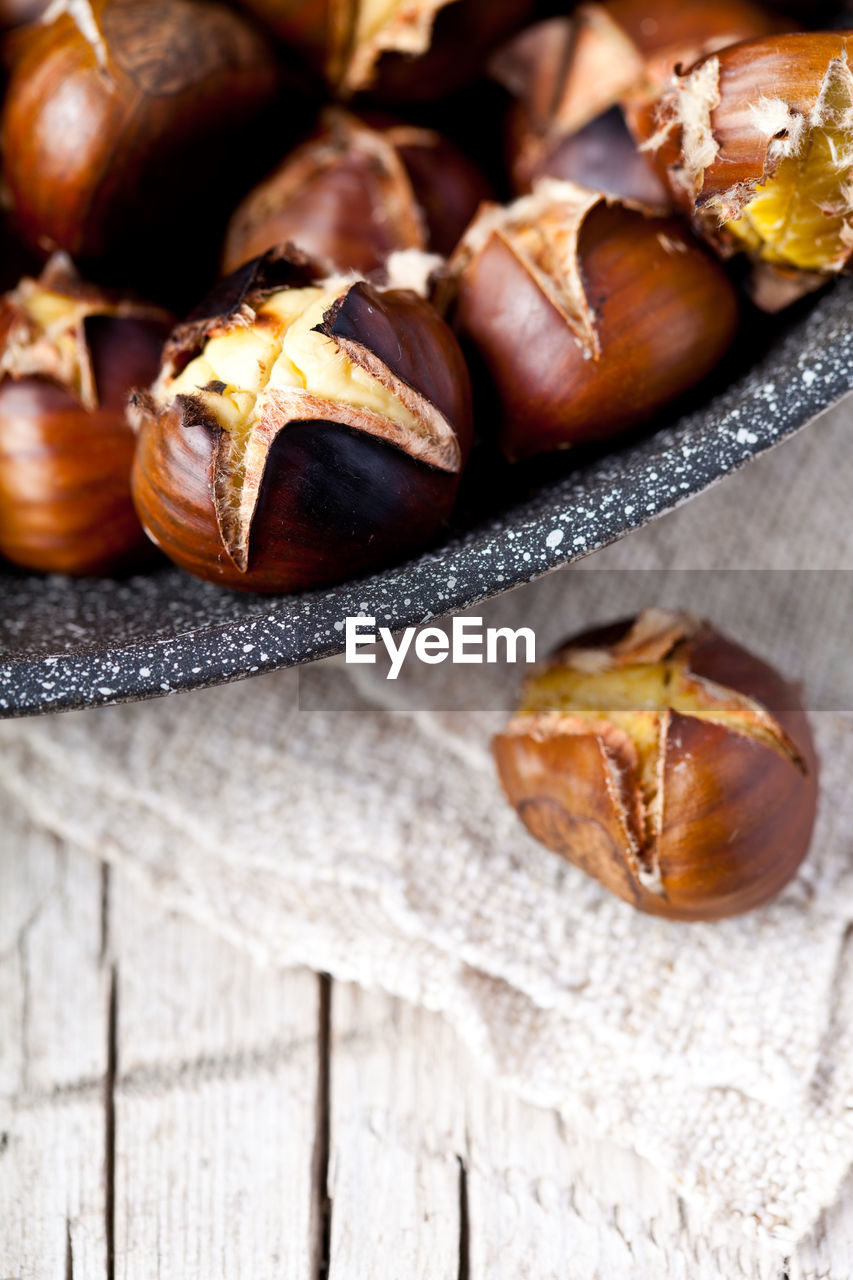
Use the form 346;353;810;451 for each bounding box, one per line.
494;609;819;921
0;256;171;575
443;180;739;460
222;108;492;279
239;0;535;101
131;251;473;593
1;0;279;293
492;0;783;201
637;30;853;310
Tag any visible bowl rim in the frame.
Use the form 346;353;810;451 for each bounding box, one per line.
2;275;852;719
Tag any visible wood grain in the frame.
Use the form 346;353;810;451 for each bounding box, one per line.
1;830;851;1278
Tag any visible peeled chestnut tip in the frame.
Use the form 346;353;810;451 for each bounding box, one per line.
0;255;171;408
493;609;819;922
221;108;492;280
0;255;171;575
492;2;784;195
444;179;739;460
340;0;537;101
131;253;473;593
642;32;853;307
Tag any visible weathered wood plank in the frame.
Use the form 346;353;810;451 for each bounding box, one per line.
791;1170;853;1280
109;872;320;1280
4;829;853;1279
0;822;109;1280
327;982;464;1279
464;1090;786;1280
327;982;794;1280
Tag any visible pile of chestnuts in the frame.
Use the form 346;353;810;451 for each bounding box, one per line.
0;0;850;589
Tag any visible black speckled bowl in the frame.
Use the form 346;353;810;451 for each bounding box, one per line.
2;272;851;718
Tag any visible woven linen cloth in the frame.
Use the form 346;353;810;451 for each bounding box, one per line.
3;400;853;1247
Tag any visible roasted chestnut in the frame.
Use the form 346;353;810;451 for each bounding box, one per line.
131;251;473;593
638;31;853;309
443;181;739;460
1;0;279;295
239;0;535;101
222;108;492;279
0;256;171;575
494;609;819;921
492;1;782;200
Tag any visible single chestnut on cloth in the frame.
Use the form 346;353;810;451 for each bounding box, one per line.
443;180;738;460
222;109;492;279
240;0;535;101
131;252;473;593
638;31;853;310
1;0;279;280
0;255;171;575
494;609;819;922
491;0;783;201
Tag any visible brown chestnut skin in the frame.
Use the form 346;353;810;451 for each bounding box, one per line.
222;109;492;278
604;0;785;71
1;0;279;293
635;32;853;308
638;32;852;207
494;610;819;922
354;0;537;104
446;184;739;461
235;0;343;77
0;272;171;576
493;3;783;201
131;253;473;594
507;102;672;206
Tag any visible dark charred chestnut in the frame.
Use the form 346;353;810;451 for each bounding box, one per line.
131;251;473;593
637;31;853;310
1;0;279;297
222;108;492;279
0;255;171;575
494;608;819;922
443;181;739;460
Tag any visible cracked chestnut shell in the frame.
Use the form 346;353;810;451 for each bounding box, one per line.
444;180;739;460
0;256;171;575
222;108;492;278
131;252;473;593
637;31;853;310
494;609;819;922
492;1;782;200
240;0;534;101
1;0;278;290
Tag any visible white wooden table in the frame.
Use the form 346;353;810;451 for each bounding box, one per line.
3;833;853;1279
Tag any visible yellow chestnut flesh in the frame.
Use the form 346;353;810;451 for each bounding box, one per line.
131;254;473;594
642;32;853;306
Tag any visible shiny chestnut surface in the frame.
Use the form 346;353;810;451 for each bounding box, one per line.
1;0;278;292
222;110;491;278
132;254;473;593
494;610;819;921
449;186;739;460
0;307;169;576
